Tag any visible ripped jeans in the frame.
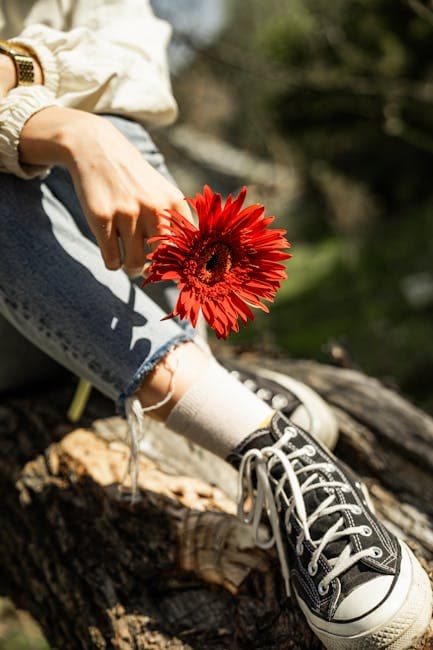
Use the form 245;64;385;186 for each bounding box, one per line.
0;115;196;414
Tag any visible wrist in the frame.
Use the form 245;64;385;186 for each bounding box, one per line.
19;106;103;168
0;41;44;93
53;111;106;170
0;53;16;96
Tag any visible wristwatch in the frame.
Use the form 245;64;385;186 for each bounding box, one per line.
0;39;35;86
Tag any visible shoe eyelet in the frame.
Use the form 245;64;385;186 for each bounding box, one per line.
318;581;329;596
370;546;383;559
257;388;272;401
341;484;351;494
272;394;289;409
361;525;372;537
283;425;297;439
352;505;362;515
296;541;304;556
231;370;240;380
244;379;257;391
304;444;316;457
308;562;318;576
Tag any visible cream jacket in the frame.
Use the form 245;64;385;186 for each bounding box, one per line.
0;0;178;178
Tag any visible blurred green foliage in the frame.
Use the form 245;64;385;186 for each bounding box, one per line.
237;203;433;412
261;0;433;210
206;0;433;413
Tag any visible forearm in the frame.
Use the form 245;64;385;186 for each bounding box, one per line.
19;105;92;168
18;106;190;273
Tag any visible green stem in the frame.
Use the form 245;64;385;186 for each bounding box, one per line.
67;378;92;422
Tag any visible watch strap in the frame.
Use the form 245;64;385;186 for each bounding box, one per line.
0;39;35;86
14;53;35;85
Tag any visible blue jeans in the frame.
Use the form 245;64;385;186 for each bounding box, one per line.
0;115;195;414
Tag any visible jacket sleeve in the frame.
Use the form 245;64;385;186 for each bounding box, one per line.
0;0;177;178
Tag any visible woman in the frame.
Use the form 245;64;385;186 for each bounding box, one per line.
0;2;431;648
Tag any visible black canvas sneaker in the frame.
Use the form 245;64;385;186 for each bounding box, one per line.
223;358;339;449
227;413;432;650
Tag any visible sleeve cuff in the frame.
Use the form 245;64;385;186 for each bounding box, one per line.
0;85;61;179
9;37;60;96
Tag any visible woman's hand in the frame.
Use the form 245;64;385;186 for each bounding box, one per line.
19;106;192;273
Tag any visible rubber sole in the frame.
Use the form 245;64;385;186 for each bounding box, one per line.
298;542;432;650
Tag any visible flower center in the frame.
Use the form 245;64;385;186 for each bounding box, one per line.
197;242;233;284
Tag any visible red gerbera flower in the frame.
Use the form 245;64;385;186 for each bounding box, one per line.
144;185;291;339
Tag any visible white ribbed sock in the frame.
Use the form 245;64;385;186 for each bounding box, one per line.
165;359;274;458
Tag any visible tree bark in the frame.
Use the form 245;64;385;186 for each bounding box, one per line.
0;356;432;649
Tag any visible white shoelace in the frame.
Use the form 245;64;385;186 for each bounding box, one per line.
237;428;375;596
123;357;179;501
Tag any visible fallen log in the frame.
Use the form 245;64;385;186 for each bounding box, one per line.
0;355;432;649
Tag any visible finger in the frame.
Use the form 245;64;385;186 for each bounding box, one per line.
173;197;195;225
94;229;122;270
147;216;169;254
117;222;146;276
141;261;152;279
152;197;195;238
147;198;194;254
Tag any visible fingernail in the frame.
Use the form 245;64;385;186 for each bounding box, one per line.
107;260;121;271
123;266;144;278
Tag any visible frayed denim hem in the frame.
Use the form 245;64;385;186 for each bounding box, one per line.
116;332;194;416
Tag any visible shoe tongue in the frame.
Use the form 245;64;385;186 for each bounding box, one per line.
303;483;382;597
270;456;347;560
304;484;346;560
226;429;275;470
269;415;348;560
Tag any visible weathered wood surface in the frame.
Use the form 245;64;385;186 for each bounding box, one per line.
0;355;433;649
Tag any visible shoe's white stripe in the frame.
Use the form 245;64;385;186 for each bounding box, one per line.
295;541;414;636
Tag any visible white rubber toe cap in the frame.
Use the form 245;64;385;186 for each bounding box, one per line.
333;575;394;621
296;541;432;650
